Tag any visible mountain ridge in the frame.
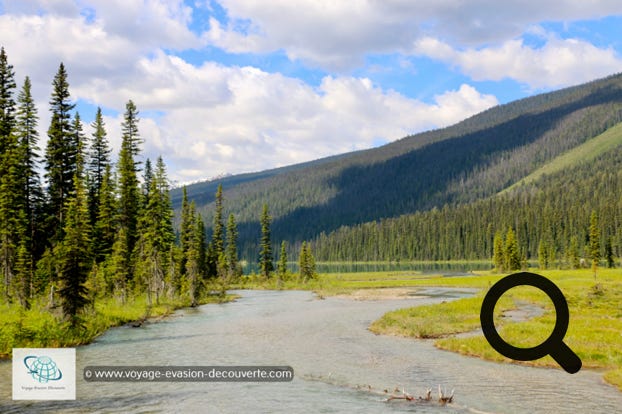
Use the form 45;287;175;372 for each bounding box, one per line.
170;72;622;261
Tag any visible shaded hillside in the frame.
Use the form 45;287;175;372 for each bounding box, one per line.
174;73;622;260
313;122;622;263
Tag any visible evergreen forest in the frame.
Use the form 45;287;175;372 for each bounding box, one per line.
0;48;269;324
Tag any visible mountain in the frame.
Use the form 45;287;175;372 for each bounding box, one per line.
313;121;622;262
171;72;622;261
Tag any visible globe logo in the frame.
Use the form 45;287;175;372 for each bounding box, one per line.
23;355;63;383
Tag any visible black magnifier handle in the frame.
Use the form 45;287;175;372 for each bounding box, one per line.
550;341;582;374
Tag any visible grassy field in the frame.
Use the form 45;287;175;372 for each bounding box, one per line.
0;293;234;359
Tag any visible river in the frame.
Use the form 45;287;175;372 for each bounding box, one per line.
1;289;621;413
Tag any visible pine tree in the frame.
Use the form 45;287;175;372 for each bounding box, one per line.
142;158;153;207
45;63;76;238
116;100;142;281
13;77;41;305
0;48;19;301
504;227;520;271
538;239;549;270
87;107;111;225
13;238;31;308
277;240;288;279
0;46;16;153
225;213;239;277
15;76;42;240
135;156;175;305
92;164;116;262
183;201;207;306
56;173;91;324
121;100;142;164
72;112;86;179
492;231;505;272
568;235;580;269
110;226;130;302
184;218;200;306
0;134;25;302
195;213;207;280
207;184;225;278
605;237;615;268
259;204;274;278
589;210;600;275
212;184;225;256
179;186;193;276
298;241;316;282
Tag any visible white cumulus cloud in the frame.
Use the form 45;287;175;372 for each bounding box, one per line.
414;35;622;89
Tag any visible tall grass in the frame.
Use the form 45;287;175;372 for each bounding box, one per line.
0;292;231;359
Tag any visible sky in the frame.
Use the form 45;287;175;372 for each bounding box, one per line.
1;1;622;185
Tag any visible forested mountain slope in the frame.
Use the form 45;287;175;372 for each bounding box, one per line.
313;122;622;263
172;73;622;259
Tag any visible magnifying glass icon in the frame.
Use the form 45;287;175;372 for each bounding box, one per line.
480;272;582;374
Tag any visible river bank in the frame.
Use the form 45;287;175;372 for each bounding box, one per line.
363;268;622;391
0;293;235;360
3;288;621;413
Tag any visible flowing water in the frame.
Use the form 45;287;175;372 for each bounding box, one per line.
1;289;621;413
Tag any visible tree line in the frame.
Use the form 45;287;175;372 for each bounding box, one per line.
0;48;317;325
311;142;622;272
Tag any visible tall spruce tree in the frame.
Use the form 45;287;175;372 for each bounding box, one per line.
504;227;521;271
589;210;600;275
183;200;206;306
13;76;41;305
277;240;288;278
0;47;18;301
492;231;505;272
15;76;41;238
45;63;76;238
195;213;207;281
115;100;142;284
72;112;86;178
56;173;91;324
0;46;16;152
207;184;225;278
179;186;193;276
225;213;239;277
212;184;225;256
92;164;116;262
538;239;549;270
568;235;580;269
259;204;274;278
298;241;316;282
87;107;111;225
142;158;153;208
0;138;23;301
135;156;174;305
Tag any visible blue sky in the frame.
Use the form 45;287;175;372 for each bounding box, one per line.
1;1;622;184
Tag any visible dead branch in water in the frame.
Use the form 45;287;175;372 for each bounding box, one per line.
362;384;453;405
